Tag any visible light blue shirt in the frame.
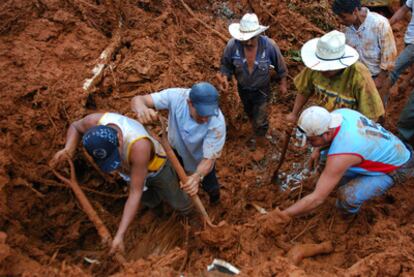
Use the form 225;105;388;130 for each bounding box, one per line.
405;0;414;44
151;88;226;172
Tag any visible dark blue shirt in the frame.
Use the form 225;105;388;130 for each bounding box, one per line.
220;36;287;95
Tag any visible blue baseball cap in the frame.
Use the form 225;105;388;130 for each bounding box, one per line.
189;82;219;117
82;125;121;173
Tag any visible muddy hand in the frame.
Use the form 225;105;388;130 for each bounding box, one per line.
215;72;229;92
49;149;71;169
136;108;158;125
286;112;298;125
180;173;199;196
260;208;291;236
110;235;125;255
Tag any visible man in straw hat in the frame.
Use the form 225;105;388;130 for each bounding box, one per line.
50;112;192;254
270;106;413;221
217;13;288;151
286;30;384;124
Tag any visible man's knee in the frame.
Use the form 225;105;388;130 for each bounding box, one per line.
253;102;269;136
336;185;361;213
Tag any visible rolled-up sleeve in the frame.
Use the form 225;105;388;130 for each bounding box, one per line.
151;88;174;110
269;39;288;78
203;114;226;160
220;39;236;78
378;20;397;72
294;67;315;97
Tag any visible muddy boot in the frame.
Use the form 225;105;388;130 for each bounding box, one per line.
246;137;256;151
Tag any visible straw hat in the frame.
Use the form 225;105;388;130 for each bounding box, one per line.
301;30;359;71
228;13;269;41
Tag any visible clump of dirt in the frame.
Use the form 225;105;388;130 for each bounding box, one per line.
1;0;414;276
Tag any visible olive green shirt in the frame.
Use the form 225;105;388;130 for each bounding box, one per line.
294;62;384;121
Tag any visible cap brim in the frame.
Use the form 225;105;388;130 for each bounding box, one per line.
301;38;359;71
228;23;269;41
194;103;219;117
96;149;121;173
329;113;343;128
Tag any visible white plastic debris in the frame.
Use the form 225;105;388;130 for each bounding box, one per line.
84;257;100;265
207;259;240;275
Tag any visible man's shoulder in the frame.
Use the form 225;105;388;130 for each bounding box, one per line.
348;62;372;77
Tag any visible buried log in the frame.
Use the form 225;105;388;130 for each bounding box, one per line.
286;241;334;265
150;115;225;228
52;155;126;265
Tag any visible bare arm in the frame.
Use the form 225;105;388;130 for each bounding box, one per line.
181;158;215;196
50;113;103;167
111;139;152;252
279;76;288;94
389;5;410;25
286;94;309;124
131;95;158;124
284;154;361;218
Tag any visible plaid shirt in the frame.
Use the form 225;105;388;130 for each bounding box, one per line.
344;8;397;76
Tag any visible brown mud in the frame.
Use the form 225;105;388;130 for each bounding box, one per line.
1;0;414;276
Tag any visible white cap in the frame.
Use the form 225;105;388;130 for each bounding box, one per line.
298;106;343;136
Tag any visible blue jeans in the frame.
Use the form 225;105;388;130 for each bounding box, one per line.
336;147;414;213
390;44;414;85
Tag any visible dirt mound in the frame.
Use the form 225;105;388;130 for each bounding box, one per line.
1;0;414;276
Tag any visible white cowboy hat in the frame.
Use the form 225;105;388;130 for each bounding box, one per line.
301;30;359;71
228;13;269;41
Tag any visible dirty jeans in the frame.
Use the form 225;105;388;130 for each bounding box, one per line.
390;43;414;85
397;88;414;143
238;88;269;137
336;146;414;213
141;160;192;214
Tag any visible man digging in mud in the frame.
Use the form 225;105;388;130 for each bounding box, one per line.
286;30;384;124
217;13;288;155
270;106;414;223
132;82;226;205
50;112;192;254
286;30;386;166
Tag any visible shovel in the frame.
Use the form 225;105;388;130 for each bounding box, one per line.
148;115;224;228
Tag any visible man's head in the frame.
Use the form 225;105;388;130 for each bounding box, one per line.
332;0;361;26
300;30;359;73
228;13;268;42
188;82;219;124
297;106;343;147
82;125;122;173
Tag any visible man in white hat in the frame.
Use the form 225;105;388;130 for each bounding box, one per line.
272;106;413;220
332;0;397;98
217;13;288;150
286;30;384;125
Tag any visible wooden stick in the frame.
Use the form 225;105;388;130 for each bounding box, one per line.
271;127;293;184
52;155;126;265
287;241;334;265
150;116;223;228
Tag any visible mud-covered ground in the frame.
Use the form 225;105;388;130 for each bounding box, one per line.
0;0;413;276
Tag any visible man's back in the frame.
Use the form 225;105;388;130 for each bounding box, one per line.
328;108;410;175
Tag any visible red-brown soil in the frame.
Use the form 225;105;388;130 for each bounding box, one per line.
1;0;413;276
